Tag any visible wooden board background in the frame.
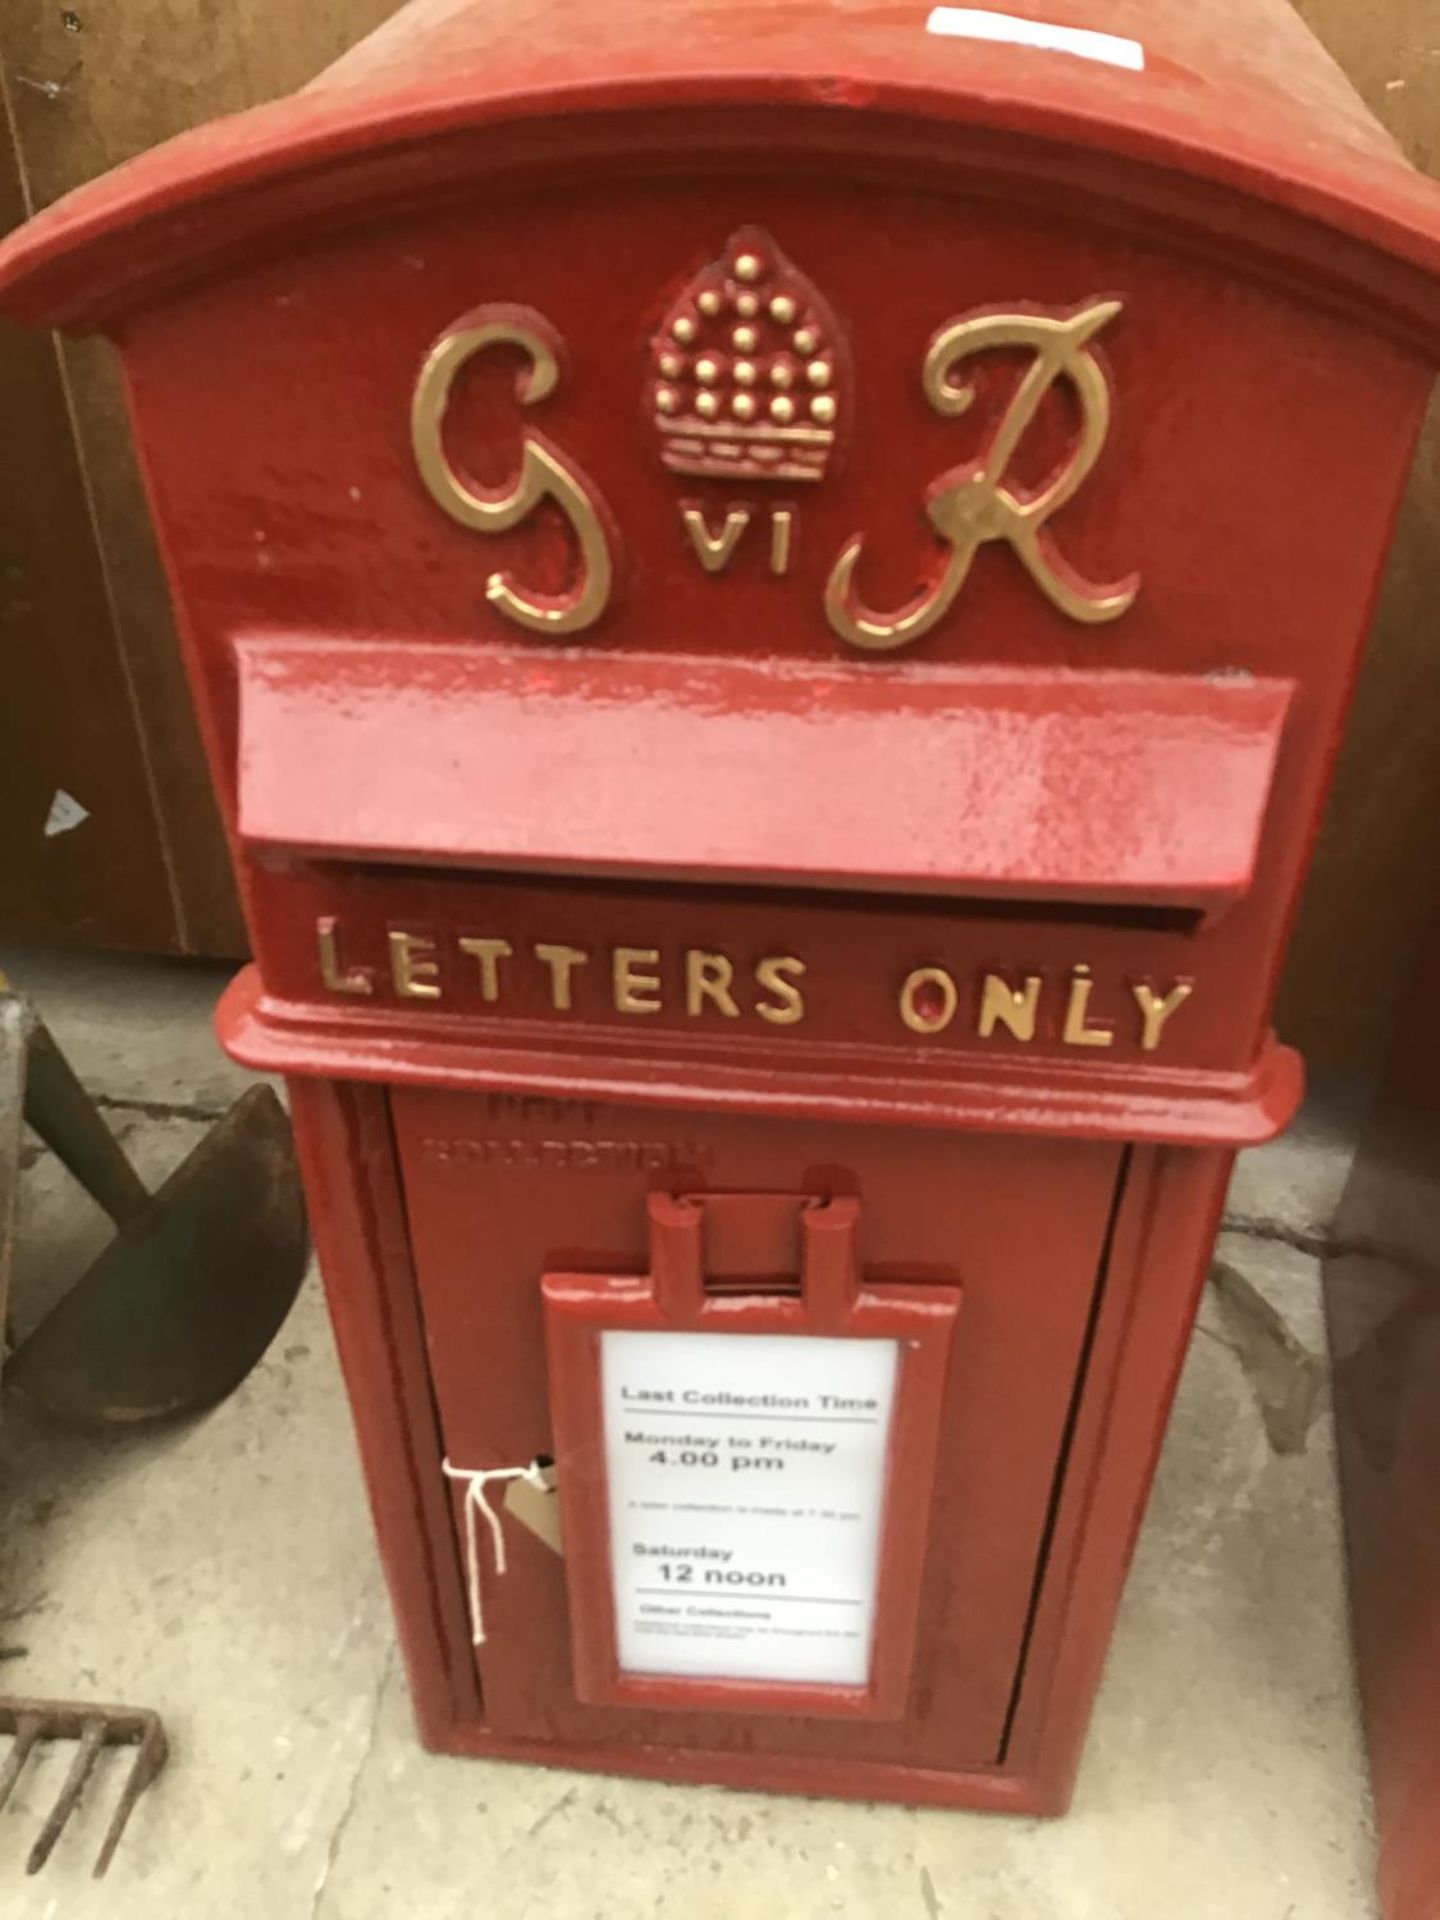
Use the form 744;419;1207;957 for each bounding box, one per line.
1;0;403;958
1271;4;1440;1068
0;71;179;950
2;0;1438;1063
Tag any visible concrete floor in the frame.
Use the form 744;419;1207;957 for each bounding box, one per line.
0;950;1376;1919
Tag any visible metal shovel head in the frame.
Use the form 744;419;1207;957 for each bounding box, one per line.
6;1085;308;1426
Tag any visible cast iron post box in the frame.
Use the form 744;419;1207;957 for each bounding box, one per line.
7;0;1440;1815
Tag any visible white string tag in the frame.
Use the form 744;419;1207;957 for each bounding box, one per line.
441;1458;551;1646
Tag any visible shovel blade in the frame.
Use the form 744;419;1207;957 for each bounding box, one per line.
7;1085;308;1425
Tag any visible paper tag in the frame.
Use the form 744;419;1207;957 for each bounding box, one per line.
925;7;1145;72
43;789;90;838
601;1329;899;1687
503;1463;564;1555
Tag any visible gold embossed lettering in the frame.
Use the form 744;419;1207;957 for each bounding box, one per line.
825;299;1138;651
755;956;807;1026
686;950;740;1019
412;308;612;635
389;931;441;1001
977;972;1041;1042
534;943;589;1011
898;966;958;1036
614;948;663;1016
317;916;374;997
1132;980;1193;1053
1063;965;1114;1048
682;505;751;574
458;937;514;1002
770;508;795;575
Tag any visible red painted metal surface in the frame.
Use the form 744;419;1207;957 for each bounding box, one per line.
396;1088;1113;1771
6;0;1440;347
1;0;1437;1817
1327;941;1440;1920
237;637;1293;909
542;1192;959;1721
220;962;1302;1149
64;166;1432;1141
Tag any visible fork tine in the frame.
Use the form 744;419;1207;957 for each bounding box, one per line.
0;1714;43;1814
25;1717;104;1874
91;1719;167;1879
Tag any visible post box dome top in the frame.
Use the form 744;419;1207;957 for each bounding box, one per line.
5;0;1440;346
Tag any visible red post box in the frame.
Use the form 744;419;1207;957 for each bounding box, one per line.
5;0;1440;1815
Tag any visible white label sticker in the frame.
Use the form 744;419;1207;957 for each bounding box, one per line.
601;1329;898;1687
925;7;1145;72
43;789;90;838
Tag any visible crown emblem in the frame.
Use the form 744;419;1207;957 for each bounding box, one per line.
650;229;843;485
